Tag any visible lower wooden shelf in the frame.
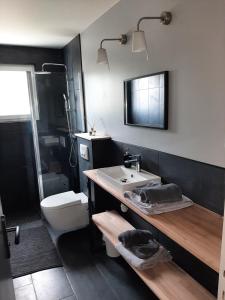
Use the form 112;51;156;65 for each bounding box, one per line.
92;210;215;300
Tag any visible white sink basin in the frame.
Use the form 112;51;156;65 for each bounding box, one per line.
96;165;161;192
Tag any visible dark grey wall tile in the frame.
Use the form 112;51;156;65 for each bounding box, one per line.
0;45;63;70
0;122;39;213
158;152;225;215
110;141;159;175
64;35;86;133
111;140;225;215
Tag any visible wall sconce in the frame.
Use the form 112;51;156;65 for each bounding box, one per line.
97;34;127;66
132;11;172;59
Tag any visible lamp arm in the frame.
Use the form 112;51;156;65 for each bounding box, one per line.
136;11;172;30
137;17;161;31
100;35;127;48
100;38;121;48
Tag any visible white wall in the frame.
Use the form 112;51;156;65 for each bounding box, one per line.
81;0;225;167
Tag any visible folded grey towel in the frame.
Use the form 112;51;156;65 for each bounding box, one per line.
129;241;159;259
118;229;159;259
123;193;193;215
115;242;172;270
118;229;153;247
132;183;182;204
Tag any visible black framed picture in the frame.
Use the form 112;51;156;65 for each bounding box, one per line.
124;71;168;129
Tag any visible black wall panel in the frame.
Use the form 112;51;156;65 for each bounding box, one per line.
64;35;86;133
0;122;39;213
0;45;64;70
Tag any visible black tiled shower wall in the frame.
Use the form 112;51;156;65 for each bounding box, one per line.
64;35;86;133
0;122;39;213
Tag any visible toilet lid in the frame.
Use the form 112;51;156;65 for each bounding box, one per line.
41;191;82;209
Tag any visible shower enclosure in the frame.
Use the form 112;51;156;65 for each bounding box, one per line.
34;63;78;199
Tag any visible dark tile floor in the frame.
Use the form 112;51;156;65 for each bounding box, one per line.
13;267;75;300
12;210;157;300
7;210;41;229
57;229;157;300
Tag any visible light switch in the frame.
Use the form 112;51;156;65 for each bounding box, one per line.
80;144;89;160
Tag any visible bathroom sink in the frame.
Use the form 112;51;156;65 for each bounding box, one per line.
96;165;161;192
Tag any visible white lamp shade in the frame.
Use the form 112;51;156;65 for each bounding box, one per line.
132;30;147;53
97;48;109;65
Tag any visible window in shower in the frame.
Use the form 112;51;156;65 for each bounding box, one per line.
0;65;43;200
0;69;31;121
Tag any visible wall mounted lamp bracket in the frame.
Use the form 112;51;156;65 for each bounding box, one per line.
137;11;172;30
100;34;127;48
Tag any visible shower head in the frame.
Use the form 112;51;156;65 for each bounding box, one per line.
35;71;52;75
36;62;67;75
35;62;66;75
36;62;70;98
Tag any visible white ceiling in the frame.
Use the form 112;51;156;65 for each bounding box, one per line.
0;0;119;48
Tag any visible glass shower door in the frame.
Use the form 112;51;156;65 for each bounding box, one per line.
34;70;77;199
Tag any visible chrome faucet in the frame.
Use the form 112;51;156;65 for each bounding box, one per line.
124;152;142;172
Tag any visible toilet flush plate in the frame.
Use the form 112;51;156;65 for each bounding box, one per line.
80;144;89;160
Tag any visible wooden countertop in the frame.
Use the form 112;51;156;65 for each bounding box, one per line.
93;211;215;300
84;169;223;272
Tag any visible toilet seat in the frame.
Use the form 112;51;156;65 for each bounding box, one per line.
41;191;89;232
41;191;85;210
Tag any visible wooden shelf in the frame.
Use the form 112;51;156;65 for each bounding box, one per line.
84;169;223;272
93;210;215;300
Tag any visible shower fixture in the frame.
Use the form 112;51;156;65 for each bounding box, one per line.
97;34;127;66
35;63;70;99
132;11;172;59
36;63;77;168
35;70;51;75
35;63;66;73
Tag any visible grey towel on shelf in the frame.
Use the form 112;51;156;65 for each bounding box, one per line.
118;229;153;248
132;183;182;204
124;192;193;215
118;229;159;259
115;242;172;270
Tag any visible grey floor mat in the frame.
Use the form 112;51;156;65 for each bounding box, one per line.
9;224;62;278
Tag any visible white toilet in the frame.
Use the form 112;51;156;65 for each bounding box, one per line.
41;191;89;231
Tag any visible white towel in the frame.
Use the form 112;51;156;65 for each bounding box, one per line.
124;192;193;215
115;242;172;270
